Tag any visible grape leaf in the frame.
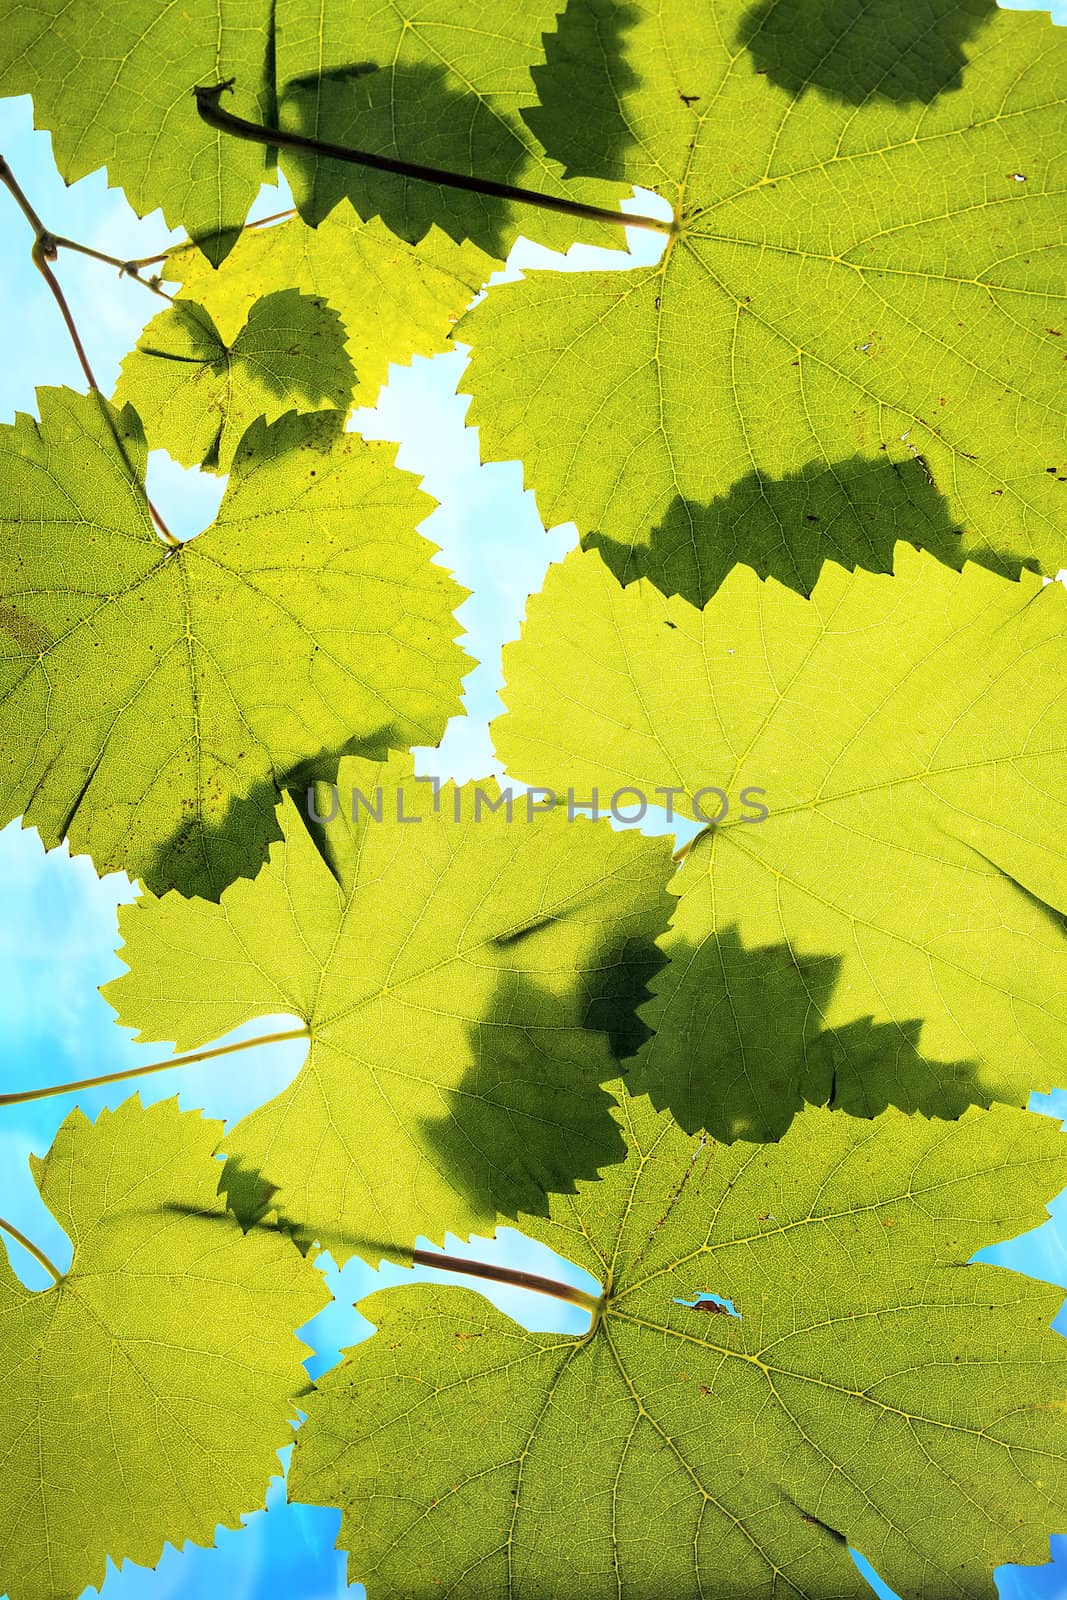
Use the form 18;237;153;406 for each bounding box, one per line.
0;1095;327;1600
274;0;630;254
0;0;273;261
114;289;356;473
462;0;1067;601
0;388;468;898
103;750;674;1260
494;544;1067;1137
162;207;495;411
290;1087;1067;1598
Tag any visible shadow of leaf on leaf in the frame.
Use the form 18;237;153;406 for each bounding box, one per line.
144;717;409;902
523;0;643;181
419;925;669;1222
738;0;997;107
279;60;523;256
586;452;1037;608
630;925;986;1143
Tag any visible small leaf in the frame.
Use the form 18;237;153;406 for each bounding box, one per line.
115;289;356;473
291;1088;1067;1597
163;206;495;411
0;1096;327;1600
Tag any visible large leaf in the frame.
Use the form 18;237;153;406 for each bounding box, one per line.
103;751;674;1258
494;545;1067;1137
0;0;273;261
115;289;356;472
462;0;1067;600
273;0;631;254
0;388;467;898
0;1096;327;1600
291;1087;1067;1598
162;207;495;411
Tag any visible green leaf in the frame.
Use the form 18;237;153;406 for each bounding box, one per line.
0;388;468;898
0;0;273;261
0;1096;327;1600
114;289;356;473
462;0;1067;600
291;1087;1067;1598
494;545;1067;1136
163;206;495;411
103;750;674;1259
273;0;631;254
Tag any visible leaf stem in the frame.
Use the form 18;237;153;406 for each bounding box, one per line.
49;234;176;302
0;1027;312;1107
123;207;297;271
411;1247;603;1314
0;1215;62;1284
0;151;180;547
194;81;677;237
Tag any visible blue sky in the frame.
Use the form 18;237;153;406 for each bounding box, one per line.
2;6;1067;1589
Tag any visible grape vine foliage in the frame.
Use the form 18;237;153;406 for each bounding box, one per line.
0;0;1065;1596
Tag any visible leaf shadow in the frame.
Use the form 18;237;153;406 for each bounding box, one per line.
132;290;356;472
143;718;407;902
523;0;643;182
586;453;1038;608
738;0;998;107
278;60;521;255
630;924;989;1143
418;926;670;1223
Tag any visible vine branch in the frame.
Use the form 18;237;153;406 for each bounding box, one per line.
0;1027;312;1107
0;1215;62;1284
411;1248;603;1315
123;207;297;271
0;152;179;546
194;81;677;237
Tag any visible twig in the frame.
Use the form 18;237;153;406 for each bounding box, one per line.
50;235;175;302
411;1247;603;1314
123;206;297;271
194;80;677;237
0;1215;62;1284
0;1027;312;1107
0;152;180;546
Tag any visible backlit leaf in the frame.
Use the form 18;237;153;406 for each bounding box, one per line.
0;1096;327;1600
494;544;1067;1137
103;751;674;1258
162;207;495;410
462;0;1067;599
0;388;468;897
115;289;355;472
291;1087;1067;1598
0;0;273;261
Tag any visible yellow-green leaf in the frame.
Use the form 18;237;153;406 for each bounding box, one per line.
0;1096;327;1600
494;544;1067;1137
463;0;1067;599
291;1088;1067;1598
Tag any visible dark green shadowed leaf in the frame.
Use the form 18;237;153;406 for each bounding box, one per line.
274;0;631;254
